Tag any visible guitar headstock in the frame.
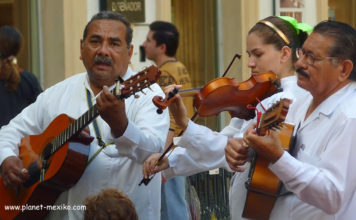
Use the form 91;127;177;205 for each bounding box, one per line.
116;65;161;99
257;98;292;135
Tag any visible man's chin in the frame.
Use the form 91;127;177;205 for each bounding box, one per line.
296;77;309;89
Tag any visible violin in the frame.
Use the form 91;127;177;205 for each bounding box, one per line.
153;72;279;120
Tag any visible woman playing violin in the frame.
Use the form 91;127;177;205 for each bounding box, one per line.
143;16;312;219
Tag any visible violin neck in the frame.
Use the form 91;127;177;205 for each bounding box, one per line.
178;88;200;97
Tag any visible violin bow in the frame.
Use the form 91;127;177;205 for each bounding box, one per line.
222;53;241;77
138;110;198;186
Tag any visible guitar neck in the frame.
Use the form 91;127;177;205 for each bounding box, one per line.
42;105;99;159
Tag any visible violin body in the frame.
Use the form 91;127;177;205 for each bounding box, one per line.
153;72;278;120
193;72;278;119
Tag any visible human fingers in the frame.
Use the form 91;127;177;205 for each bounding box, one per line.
143;153;161;178
244;122;257;137
100;85;117;103
246;129;284;163
153;156;170;173
3;171;26;189
163;84;182;95
225;139;248;172
1;157;27;189
226;138;249;156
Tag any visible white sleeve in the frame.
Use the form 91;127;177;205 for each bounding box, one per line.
220;117;245;137
269;119;356;214
162;145;231;180
115;84;170;164
161;120;233;180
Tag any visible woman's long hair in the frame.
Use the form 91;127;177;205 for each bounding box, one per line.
0;26;22;91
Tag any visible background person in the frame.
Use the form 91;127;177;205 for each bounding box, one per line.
143;20;193;220
0;25;42;128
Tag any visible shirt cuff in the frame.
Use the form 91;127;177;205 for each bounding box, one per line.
162;150;180;180
268;151;302;182
162;168;175;180
0;148;17;168
114;121;139;152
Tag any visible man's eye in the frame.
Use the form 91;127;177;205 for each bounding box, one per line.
90;40;100;45
305;53;314;60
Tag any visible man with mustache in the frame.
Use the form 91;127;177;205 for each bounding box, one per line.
242;20;356;219
0;11;169;219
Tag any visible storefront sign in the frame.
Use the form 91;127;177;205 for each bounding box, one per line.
103;0;145;23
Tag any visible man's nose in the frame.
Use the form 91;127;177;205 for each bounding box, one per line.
295;55;307;69
97;41;110;56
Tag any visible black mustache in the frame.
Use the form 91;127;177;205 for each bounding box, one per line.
296;68;309;79
94;56;113;66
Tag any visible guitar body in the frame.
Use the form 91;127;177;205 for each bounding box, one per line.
243;123;294;219
0;114;90;220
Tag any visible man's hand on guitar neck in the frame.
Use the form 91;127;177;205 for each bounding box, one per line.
225;138;249;172
244;123;284;163
96;85;128;138
1;156;28;190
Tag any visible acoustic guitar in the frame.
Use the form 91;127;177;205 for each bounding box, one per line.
242;98;295;220
0;66;161;220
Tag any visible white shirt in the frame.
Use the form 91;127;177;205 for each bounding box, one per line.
269;82;356;220
0;68;169;220
161;76;308;219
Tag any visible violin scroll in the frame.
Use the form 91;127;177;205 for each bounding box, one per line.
153;88;179;114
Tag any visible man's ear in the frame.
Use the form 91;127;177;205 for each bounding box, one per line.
159;44;167;54
128;44;134;58
280;46;292;63
338;59;353;81
80;39;84;60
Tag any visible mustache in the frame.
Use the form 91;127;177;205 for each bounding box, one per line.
94;56;113;66
296;68;309;79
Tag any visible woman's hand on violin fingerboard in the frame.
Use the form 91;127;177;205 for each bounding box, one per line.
164;84;189;130
142;153;170;179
